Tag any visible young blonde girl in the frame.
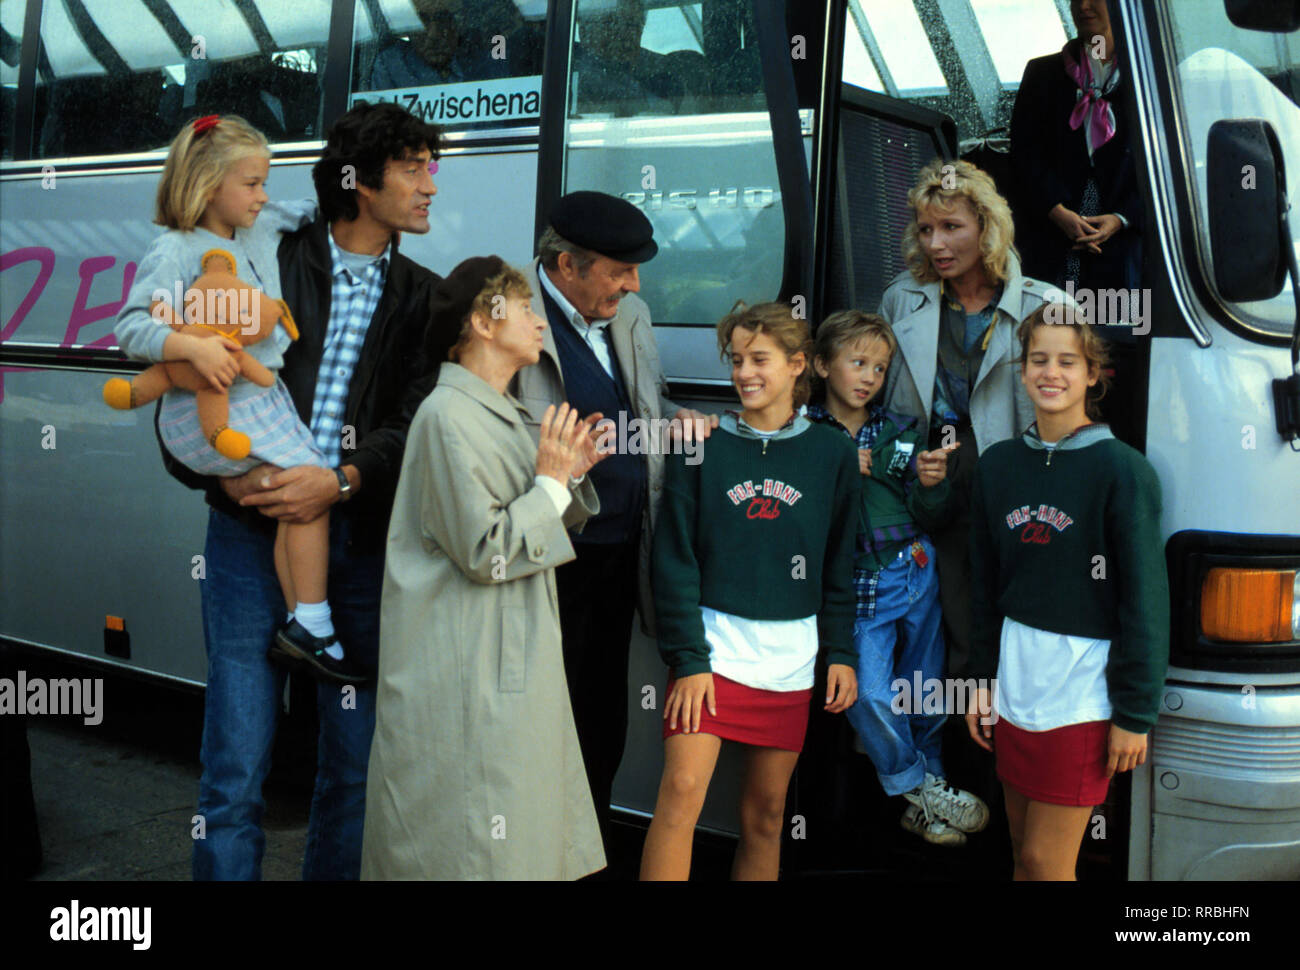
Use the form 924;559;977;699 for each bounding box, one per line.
641;302;860;881
109;115;360;684
965;305;1169;879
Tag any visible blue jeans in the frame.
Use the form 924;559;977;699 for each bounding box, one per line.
844;536;946;797
193;506;382;881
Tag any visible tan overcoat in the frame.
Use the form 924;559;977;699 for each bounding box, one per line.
879;251;1073;454
360;362;605;880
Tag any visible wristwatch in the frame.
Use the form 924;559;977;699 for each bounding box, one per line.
334;467;352;501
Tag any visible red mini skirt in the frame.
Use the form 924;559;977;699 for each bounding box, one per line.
662;674;813;752
995;717;1112;807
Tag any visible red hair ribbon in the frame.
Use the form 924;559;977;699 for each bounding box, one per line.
192;115;220;135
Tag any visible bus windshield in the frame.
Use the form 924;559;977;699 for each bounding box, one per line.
1164;0;1300;338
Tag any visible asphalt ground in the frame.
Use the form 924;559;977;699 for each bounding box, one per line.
3;647;1123;882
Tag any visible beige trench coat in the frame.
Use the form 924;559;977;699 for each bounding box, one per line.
878;251;1073;454
360;362;605;880
511;259;679;636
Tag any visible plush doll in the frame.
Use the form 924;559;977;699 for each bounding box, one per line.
103;248;298;460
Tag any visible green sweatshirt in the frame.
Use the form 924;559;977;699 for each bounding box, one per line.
968;423;1170;733
651;413;861;677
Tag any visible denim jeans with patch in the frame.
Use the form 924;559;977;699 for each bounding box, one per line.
844;535;946;797
193;507;381;880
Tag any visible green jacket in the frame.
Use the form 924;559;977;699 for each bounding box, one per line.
809;405;953;572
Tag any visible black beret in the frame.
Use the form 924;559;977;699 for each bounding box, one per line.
548;190;658;264
428;254;507;359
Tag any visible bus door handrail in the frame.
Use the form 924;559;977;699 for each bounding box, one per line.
752;1;816;309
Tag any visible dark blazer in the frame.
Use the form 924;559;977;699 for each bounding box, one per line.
159;215;441;552
1009;49;1141;291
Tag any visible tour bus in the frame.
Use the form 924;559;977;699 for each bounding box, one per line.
1;0;1297;880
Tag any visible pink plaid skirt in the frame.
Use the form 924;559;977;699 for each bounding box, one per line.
157;378;326;477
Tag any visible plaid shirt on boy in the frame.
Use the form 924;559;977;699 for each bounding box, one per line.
806;401;889;619
309;232;390;466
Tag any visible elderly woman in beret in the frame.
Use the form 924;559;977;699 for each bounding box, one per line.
361;256;609;880
879;159;1066;686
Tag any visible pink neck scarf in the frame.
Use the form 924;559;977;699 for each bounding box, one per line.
1063;40;1118;152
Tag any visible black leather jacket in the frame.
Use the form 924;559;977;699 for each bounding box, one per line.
159;216;441;552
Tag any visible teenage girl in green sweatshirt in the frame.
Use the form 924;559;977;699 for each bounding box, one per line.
965;304;1169;880
640;302;860;881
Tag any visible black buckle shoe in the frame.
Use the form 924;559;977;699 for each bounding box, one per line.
271;619;370;685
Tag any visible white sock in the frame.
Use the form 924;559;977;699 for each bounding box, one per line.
295;601;344;659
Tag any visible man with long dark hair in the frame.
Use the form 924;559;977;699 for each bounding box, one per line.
163;102;444;880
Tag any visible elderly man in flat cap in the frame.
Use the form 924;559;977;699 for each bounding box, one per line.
514;190;715;865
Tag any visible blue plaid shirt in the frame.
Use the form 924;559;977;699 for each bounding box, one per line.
807;401;889;619
310;231;390;466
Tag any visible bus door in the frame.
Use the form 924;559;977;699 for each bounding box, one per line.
534;0;830;836
790;0;1095;876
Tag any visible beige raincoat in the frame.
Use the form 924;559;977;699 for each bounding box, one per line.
360;363;606;880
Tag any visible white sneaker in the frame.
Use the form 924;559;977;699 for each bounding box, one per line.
899;803;966;847
903;773;989;834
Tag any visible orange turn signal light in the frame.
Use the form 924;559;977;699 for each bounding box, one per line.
1200;568;1297;643
105;615;125;631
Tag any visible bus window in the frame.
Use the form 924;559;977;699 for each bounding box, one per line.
1165;0;1300;339
561;0;786;339
349;0;546;129
31;0;330;159
1;0;20;160
841;0;946;98
572;0;761;116
842;0;1071;145
971;0;1071;88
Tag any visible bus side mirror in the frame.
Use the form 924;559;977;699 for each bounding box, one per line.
1225;0;1300;32
1207;119;1289;301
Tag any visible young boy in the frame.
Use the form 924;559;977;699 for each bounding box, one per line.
807;310;988;846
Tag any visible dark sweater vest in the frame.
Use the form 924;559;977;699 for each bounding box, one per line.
542;287;645;545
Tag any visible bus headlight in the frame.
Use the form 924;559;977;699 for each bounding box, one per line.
1200;567;1299;642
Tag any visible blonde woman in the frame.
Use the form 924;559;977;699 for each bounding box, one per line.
879;159;1069;759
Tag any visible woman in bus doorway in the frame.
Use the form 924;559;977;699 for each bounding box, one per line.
879;159;1067;685
108;115;361;685
641;302;859;881
965;306;1169;880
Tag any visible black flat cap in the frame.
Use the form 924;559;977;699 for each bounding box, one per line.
427;255;508;361
549;190;658;264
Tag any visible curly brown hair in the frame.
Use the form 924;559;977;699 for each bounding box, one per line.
446;264;534;362
716;301;813;409
901;158;1017;286
1016;302;1112;420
